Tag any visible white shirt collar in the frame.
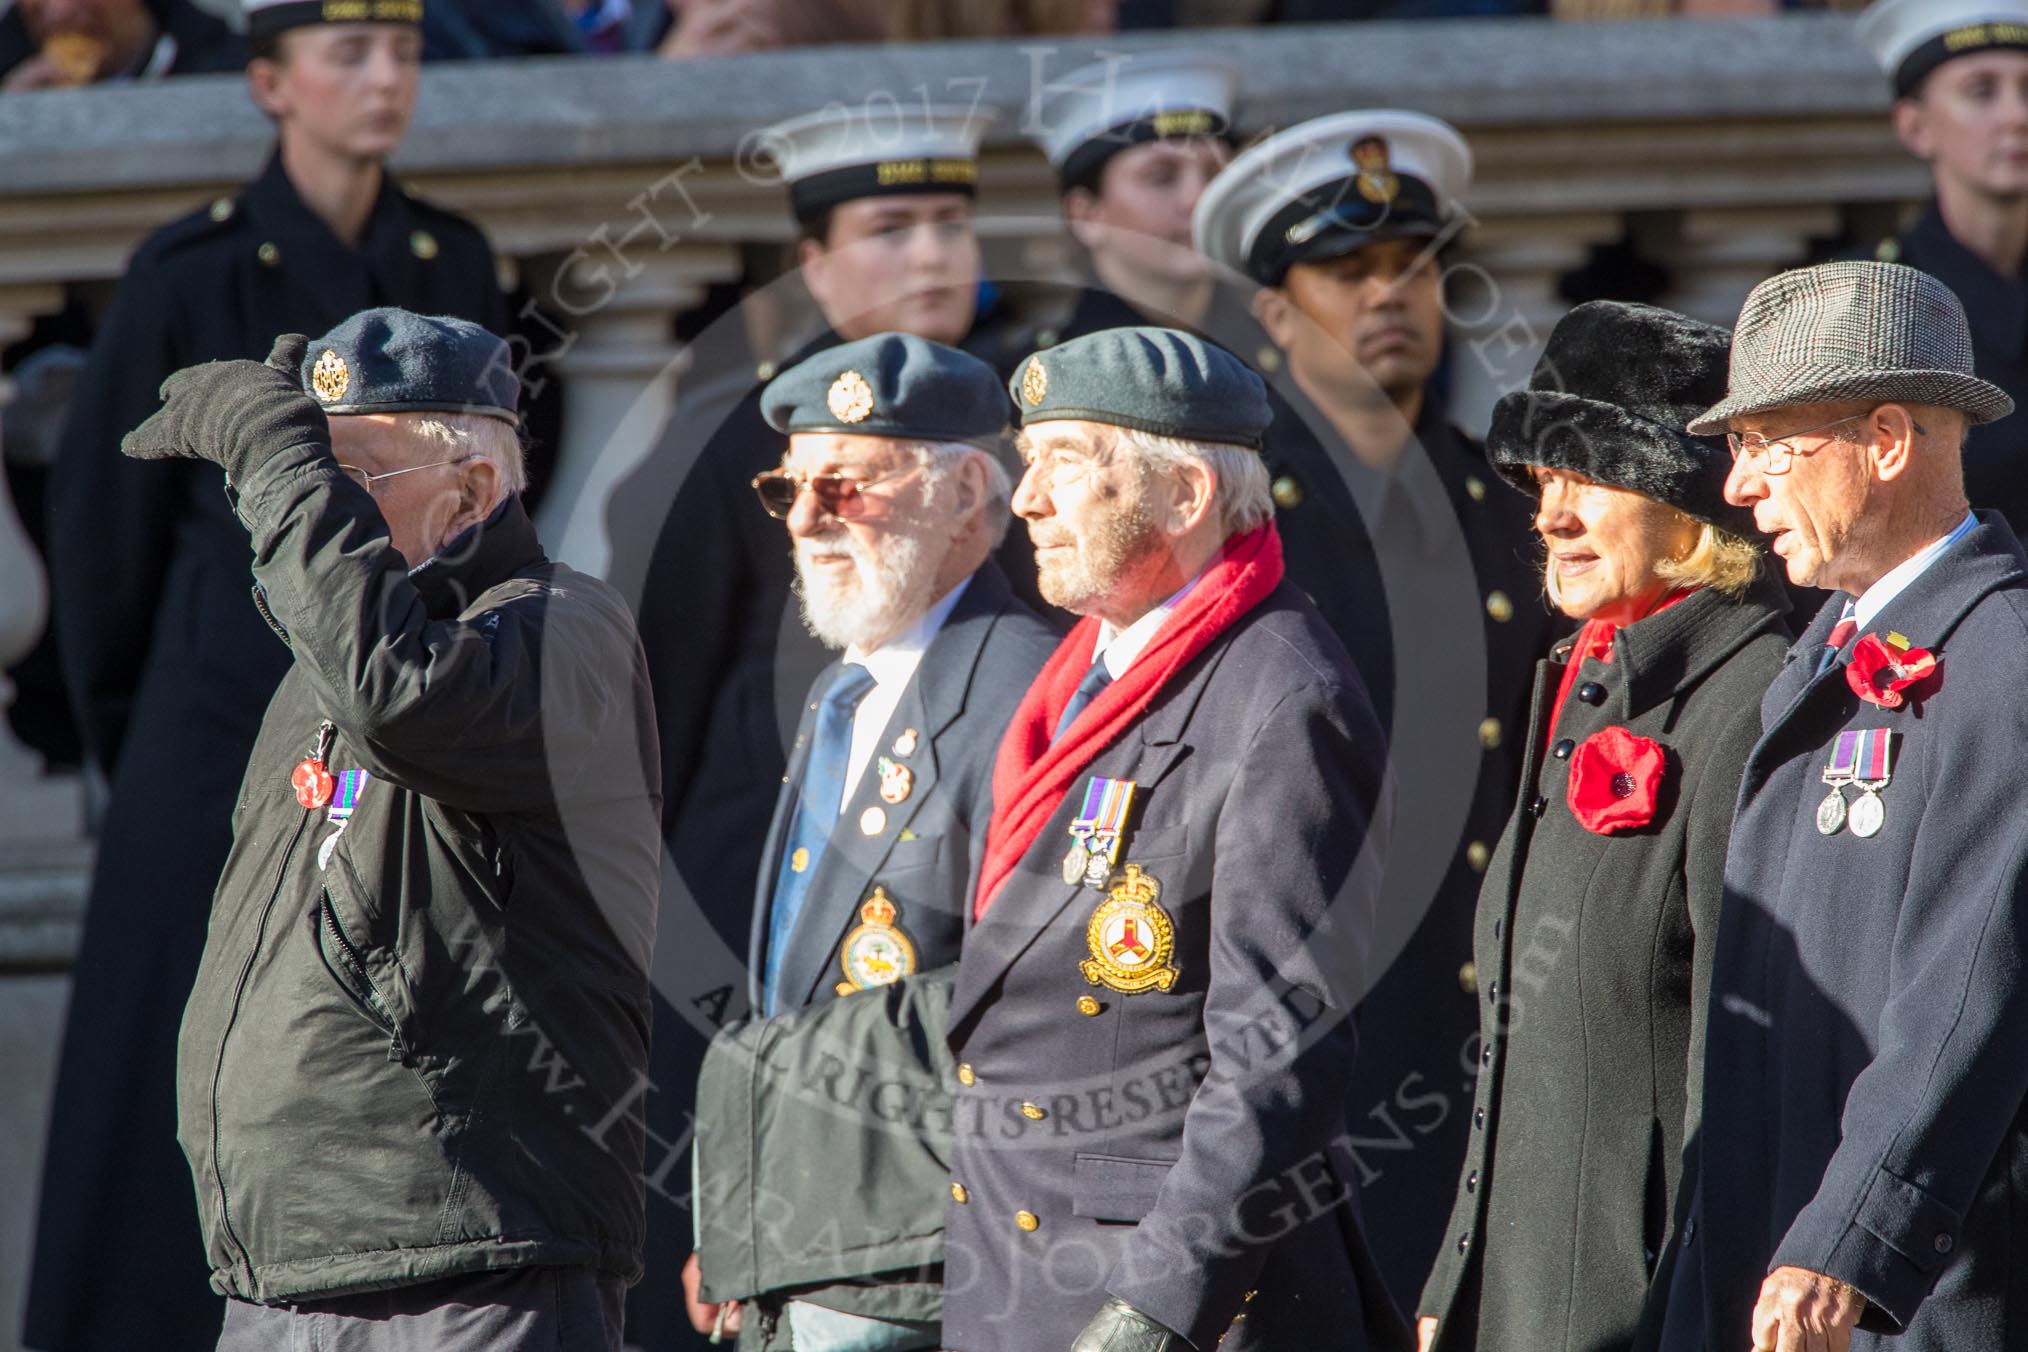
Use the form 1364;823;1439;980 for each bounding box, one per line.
1093;575;1200;680
1851;512;1977;632
846;574;971;690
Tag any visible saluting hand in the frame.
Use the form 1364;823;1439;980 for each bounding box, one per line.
1748;1265;1864;1352
122;333;328;486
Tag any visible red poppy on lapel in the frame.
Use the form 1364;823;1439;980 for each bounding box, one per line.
1845;632;1939;710
1566;726;1666;835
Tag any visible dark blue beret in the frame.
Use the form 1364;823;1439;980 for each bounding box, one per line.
301;308;518;424
761;332;1009;445
1009;326;1271;449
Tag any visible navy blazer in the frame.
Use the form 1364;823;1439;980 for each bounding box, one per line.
941;582;1410;1352
1660;513;2028;1351
751;561;1056;1013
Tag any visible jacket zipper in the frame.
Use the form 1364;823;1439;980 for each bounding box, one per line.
321;893;404;1048
207;720;329;1280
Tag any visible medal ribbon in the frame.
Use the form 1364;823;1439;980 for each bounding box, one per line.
1088;778;1136;868
1855;728;1893;785
1823;730;1863;782
328;769;373;823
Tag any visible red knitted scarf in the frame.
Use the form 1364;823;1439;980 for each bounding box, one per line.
973;524;1285;919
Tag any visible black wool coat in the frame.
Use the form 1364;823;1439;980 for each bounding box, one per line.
1659;514;2028;1352
29;152;504;1352
1419;577;1791;1352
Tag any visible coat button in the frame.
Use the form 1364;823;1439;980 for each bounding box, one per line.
1553;738;1575;759
1465;1169;1479;1193
1528;795;1547;817
1020;1102;1046;1120
1457;1232;1472;1255
409;229;439;260
1578;681;1605;705
1255;345;1282;373
1488;980;1499;1001
208;196;234;222
1478;717;1503;751
951;1182;968;1204
1465;840;1491;873
1076;995;1101;1016
1466;475;1487;502
1016;1211;1040;1232
1481;1044;1493;1065
1485;591;1514;623
1683;1219;1696;1244
1935;1233;1954;1254
957;1063;975;1087
257;241;281;267
1271;475;1305;510
1474;1107;1485;1129
1457;961;1478;995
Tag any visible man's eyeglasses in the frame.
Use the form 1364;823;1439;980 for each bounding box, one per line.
1725;415;1869;476
751;465;916;520
334;455;472;494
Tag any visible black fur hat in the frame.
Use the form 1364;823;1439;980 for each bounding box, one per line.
1487;301;1751;534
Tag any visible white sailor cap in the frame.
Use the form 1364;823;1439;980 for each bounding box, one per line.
757;104;997;225
243;0;422;44
1858;0;2028;96
1029;53;1239;194
1192;109;1472;288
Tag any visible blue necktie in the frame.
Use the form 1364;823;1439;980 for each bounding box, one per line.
1053;658;1115;743
763;663;876;1013
1817;602;1858;677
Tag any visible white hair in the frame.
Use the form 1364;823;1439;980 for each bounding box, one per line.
911;436;1014;548
409;412;528;496
1108;426;1274;535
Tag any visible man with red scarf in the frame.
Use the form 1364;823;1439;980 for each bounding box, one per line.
940;326;1408;1352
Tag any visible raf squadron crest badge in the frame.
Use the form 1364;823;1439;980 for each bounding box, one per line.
1021;358;1048;407
827;369;875;424
311;349;350;403
1080;864;1179;995
836;886;918;996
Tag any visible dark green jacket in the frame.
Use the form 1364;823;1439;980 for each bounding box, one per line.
174;443;661;1303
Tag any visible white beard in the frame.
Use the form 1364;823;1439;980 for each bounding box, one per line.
794;525;941;652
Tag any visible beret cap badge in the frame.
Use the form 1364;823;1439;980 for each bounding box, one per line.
1021;359;1049;407
311;349;350;404
827;369;874;424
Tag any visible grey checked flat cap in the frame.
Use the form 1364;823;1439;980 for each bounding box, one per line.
1688;260;2013;435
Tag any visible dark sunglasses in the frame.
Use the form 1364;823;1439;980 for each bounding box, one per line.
750;465;915;520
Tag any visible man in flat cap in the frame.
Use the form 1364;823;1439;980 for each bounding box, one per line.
1023;52;1267;363
606;101;1052;1351
1657;260;2028;1352
1856;0;2028;541
940;326;1405;1352
1193;108;1554;1306
117;308;658;1352
679;333;1054;1351
30;4;506;1345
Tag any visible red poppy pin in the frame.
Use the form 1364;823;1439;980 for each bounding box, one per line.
1845;631;1939;710
1566;726;1667;835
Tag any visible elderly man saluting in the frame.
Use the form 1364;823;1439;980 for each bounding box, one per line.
1658;260;2028;1352
123;309;660;1351
940;327;1404;1352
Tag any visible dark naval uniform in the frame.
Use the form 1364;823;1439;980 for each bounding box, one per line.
1874;207;2028;539
1032;278;1271;371
1661;515;2028;1352
1261;378;1554;1309
30;153;504;1352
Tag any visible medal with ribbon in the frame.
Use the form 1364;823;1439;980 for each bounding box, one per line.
327;769;373;824
1817;729;1860;835
1063;777;1136;890
1847;728;1894;838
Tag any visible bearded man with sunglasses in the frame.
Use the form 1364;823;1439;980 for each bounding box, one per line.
680;333;1053;1352
1657;260;2028;1352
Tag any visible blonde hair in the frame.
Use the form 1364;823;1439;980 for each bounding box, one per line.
1542;508;1761;610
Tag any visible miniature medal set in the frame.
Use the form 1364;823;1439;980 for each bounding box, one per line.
1064;777;1180;995
834;725;925;997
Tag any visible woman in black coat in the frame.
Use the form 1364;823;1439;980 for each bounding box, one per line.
1416;302;1792;1352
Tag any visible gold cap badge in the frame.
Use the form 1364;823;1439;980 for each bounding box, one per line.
310;349;350;403
1021;359;1048;407
828;369;874;424
1351;135;1400;205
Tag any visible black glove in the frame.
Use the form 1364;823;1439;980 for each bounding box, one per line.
1071;1298;1187;1352
122;333;328;486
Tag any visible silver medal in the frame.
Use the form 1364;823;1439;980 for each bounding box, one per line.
1816;788;1847;836
1848;789;1885;838
1062;841;1088;886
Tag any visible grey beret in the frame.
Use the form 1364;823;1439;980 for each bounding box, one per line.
761;332;1009;445
1008;326;1271;449
301;307;517;424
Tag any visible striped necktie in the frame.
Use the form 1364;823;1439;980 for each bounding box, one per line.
1053;659;1115;743
1817;602;1858;676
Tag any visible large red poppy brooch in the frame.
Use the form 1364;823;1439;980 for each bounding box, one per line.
1845;632;1940;710
1566;726;1667;835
